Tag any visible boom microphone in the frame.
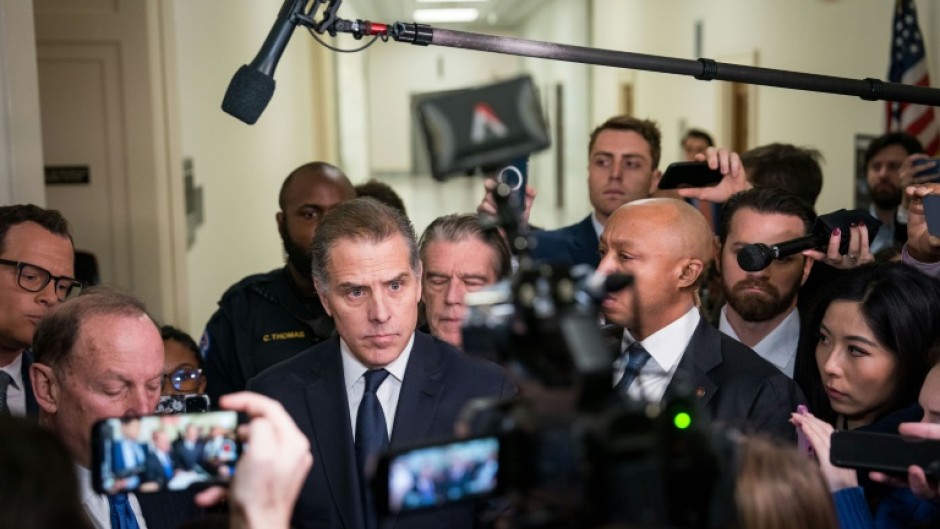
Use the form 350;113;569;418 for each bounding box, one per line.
736;208;883;272
221;0;308;124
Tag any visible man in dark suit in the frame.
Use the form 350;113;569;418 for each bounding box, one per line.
596;198;804;440
171;423;206;472
249;198;515;529
30;287;202;529
0;205;79;417
477;116;664;268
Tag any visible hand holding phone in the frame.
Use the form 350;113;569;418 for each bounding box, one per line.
912;157;940;184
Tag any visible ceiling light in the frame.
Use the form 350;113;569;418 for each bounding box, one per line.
413;8;480;23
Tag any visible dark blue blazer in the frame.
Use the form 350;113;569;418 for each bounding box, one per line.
664;320;807;442
21;349;38;416
248;331;516;529
530;215;600;268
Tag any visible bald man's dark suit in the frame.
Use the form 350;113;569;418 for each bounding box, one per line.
621;320;806;441
248;332;515;529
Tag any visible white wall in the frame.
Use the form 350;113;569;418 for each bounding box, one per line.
0;0;45;206
591;0;938;215
173;0;331;335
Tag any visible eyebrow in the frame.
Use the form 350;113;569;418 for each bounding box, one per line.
844;335;880;347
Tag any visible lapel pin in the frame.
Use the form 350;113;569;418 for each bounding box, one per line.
695;387;706;398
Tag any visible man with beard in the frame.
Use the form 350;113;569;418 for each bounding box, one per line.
202;162;356;404
864;132;926;253
715;188;816;377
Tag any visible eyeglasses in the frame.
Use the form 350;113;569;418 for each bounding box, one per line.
0;258;83;301
164;367;204;392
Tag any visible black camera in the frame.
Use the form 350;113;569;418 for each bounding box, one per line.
372;263;737;528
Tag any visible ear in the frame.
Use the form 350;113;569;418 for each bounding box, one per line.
30;362;59;414
677;258;705;290
276;211;285;230
800;254;815;287
197;376;208;395
414;262;423;302
649;169;663;194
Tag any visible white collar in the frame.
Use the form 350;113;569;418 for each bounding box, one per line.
0;352;24;390
341;333;415;391
719;305;800;376
591;212;604;239
621;306;701;372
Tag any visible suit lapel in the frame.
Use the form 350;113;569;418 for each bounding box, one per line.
390;333;445;449
305;342;364;529
665;320;720;408
571;215;600;267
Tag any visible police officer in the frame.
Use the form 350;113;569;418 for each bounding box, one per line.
201;162;356;405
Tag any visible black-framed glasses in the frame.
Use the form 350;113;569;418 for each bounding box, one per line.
0;258;83;301
164;367;204;392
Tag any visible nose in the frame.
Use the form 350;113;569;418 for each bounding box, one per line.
368;290;392;324
127;386;158;416
610;158;623;181
822;349;843;379
444;279;466;305
597;252;617;276
35;280;59;306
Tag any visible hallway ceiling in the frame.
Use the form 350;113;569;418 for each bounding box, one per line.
347;0;544;30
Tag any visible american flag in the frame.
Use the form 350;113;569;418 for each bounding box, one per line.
886;0;939;155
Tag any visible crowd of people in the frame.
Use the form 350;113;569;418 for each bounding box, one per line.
2;114;940;529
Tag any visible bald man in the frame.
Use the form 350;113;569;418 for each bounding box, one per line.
597;198;805;440
203;162;357;404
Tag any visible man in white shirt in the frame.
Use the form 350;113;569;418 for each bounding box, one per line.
0;204;79;417
715;188;816;377
30;287;198;529
596;198;805;439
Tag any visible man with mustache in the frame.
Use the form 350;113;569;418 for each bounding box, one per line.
202;162;356;404
715;188;817;377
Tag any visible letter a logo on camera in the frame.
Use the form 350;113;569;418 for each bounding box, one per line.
470;103;509;144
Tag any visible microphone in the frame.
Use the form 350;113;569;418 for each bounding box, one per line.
222;0;308;124
736;208;883;272
737;235;822;272
575;267;634;302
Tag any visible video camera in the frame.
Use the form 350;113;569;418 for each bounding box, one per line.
372;260;738;528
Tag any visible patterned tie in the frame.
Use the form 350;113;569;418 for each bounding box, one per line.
356;369;390;529
0;371;12;416
108;493;141;529
615;342;652;394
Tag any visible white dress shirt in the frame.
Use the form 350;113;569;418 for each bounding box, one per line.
718;305;800;377
0;352;26;416
615;307;701;403
342;333;415;440
76;464;149;529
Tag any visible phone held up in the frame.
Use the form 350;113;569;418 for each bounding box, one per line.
91;410;241;495
830;430;940;481
657;161;723;190
372;436;501;515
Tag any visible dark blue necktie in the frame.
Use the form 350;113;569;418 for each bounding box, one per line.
615;342;652;394
0;371;12;416
108;493;141;529
356;369;390;529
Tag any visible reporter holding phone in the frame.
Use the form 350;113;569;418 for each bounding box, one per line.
792;360;940;528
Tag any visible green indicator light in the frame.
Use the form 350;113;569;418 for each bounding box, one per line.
673;412;692;429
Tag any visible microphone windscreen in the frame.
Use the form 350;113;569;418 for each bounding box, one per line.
737;244;773;272
221;65;275;125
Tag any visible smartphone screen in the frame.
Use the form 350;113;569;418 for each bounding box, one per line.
374;436;500;514
91;410;240;494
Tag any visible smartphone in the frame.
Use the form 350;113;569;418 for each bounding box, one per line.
91;410;241;495
495;156;528;212
830;430;940;480
657;161;723;190
155;394;211;415
372;436;501;514
923;195;940;238
912;157;940;183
